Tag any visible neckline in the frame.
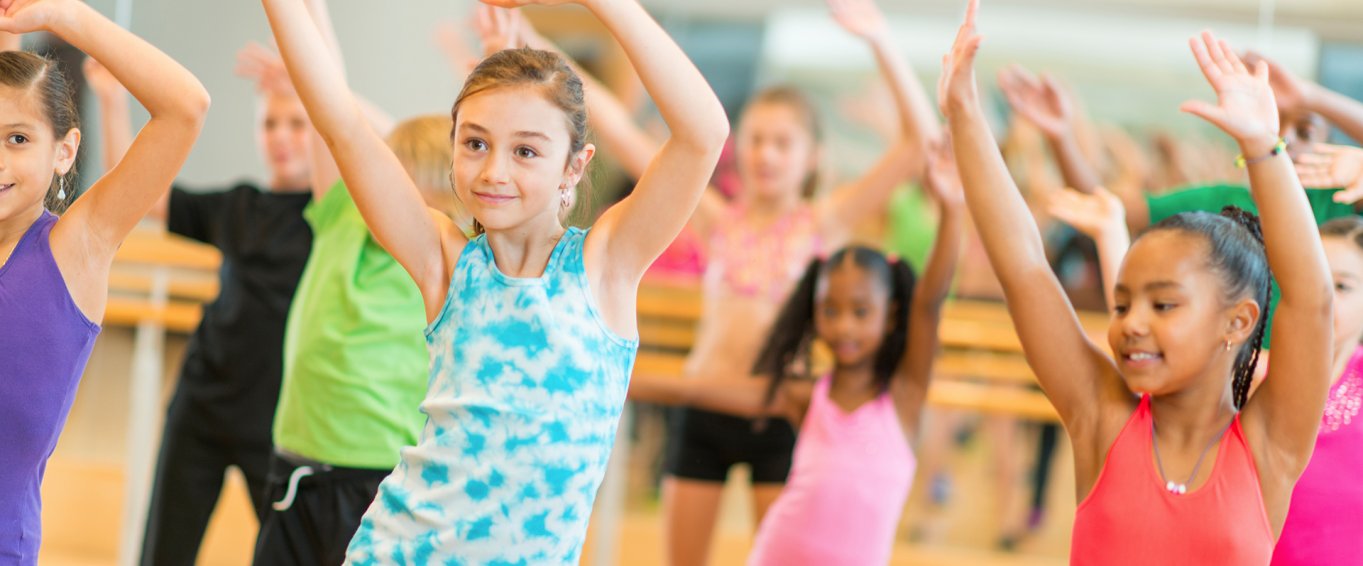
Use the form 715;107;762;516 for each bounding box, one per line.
0;210;50;278
480;228;575;286
1144;397;1237;499
819;375;890;419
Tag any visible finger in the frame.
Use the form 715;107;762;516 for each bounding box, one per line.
1332;186;1363;204
964;0;979;29
1218;39;1248;74
1179;99;1229;130
1188;36;1222;86
1202;31;1234;75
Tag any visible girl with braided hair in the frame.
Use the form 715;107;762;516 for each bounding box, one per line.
940;0;1333;563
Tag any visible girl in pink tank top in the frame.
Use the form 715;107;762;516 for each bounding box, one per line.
1271;217;1363;565
942;4;1335;564
630;142;965;564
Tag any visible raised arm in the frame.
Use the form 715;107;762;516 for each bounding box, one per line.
939;0;1125;433
81;57;138;213
493;0;728;281
32;0;210;253
815;0;937;242
504;8;729;239
1246;51;1363;145
263;0;463;318
893;139;964;421
1046;187;1130;309
997;65;1104;195
1191;34;1332;472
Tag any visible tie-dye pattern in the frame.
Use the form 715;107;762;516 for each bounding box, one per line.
345;228;638;565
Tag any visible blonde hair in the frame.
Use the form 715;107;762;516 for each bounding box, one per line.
386;114;474;233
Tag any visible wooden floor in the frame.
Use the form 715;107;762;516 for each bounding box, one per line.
40;328;1074;566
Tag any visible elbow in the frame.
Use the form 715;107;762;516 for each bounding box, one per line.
171;83;212;129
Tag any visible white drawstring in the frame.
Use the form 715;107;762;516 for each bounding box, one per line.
271;465;315;511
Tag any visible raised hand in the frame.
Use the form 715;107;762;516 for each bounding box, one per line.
998;65;1072;140
234;41;294;95
0;0;71;34
1180;31;1279;154
1296;143;1363;203
1243;51;1316;118
82;57;124;100
827;0;889;42
1047;186;1126;241
434;20;479;75
474;4;522;56
924;135;964;206
937;0;982;116
477;0;575;8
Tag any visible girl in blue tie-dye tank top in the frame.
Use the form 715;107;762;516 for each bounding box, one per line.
262;0;729;562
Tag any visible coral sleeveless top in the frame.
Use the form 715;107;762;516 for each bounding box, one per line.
1070;395;1273;565
1272;346;1363;565
747;376;915;565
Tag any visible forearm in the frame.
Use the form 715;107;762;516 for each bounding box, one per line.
1093;226;1130;309
54;5;207;123
868;34;938;153
1046;130;1103;194
95;90;132;176
1307;87;1363;146
582;0;728;150
1244;145;1331;306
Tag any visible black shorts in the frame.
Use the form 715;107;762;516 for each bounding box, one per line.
664;406;796;484
252;453;390;566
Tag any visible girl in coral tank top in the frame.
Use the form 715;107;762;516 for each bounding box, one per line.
940;2;1334;564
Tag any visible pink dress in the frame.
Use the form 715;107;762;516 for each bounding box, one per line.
1271;345;1363;565
747;376;915;566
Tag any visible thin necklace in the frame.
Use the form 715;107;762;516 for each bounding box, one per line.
1151;415;1234;495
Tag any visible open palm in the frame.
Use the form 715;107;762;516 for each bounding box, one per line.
1297;144;1363;203
1047;187;1125;240
998;65;1071;139
827;0;889;41
937;0;981;116
1181;31;1279;151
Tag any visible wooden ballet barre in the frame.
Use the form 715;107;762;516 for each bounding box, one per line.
115;229;221;270
103;297;204;333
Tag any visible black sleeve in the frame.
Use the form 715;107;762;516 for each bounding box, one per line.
167;186;235;246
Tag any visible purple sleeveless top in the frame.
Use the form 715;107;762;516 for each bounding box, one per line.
0;211;100;564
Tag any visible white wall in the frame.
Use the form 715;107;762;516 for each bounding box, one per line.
84;0;472;188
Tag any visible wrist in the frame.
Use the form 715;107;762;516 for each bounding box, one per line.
1236;136;1284;166
41;0;84;35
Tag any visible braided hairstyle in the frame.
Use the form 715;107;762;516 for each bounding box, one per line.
750;246;917;410
1142;205;1270;409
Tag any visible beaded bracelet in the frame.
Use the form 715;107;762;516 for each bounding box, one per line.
1234;138;1288;169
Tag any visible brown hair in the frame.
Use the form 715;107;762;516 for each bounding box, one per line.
0;51;79;212
451;48;589;235
1321;216;1363;251
743;85;822;198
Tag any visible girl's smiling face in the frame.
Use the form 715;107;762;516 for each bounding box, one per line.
814;261;893;369
451;85;591;233
1109;230;1260;399
0;83;78;223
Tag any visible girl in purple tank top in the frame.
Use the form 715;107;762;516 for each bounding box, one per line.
0;3;208;562
631;142;964;564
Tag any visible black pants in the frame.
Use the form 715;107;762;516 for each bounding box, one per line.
139;401;272;566
251;453;390;566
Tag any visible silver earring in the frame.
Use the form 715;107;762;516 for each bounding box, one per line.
1224;340;1232;352
56;177;66;200
560;187;571;208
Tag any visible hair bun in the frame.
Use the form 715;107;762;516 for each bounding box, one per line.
1219;205;1265;248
